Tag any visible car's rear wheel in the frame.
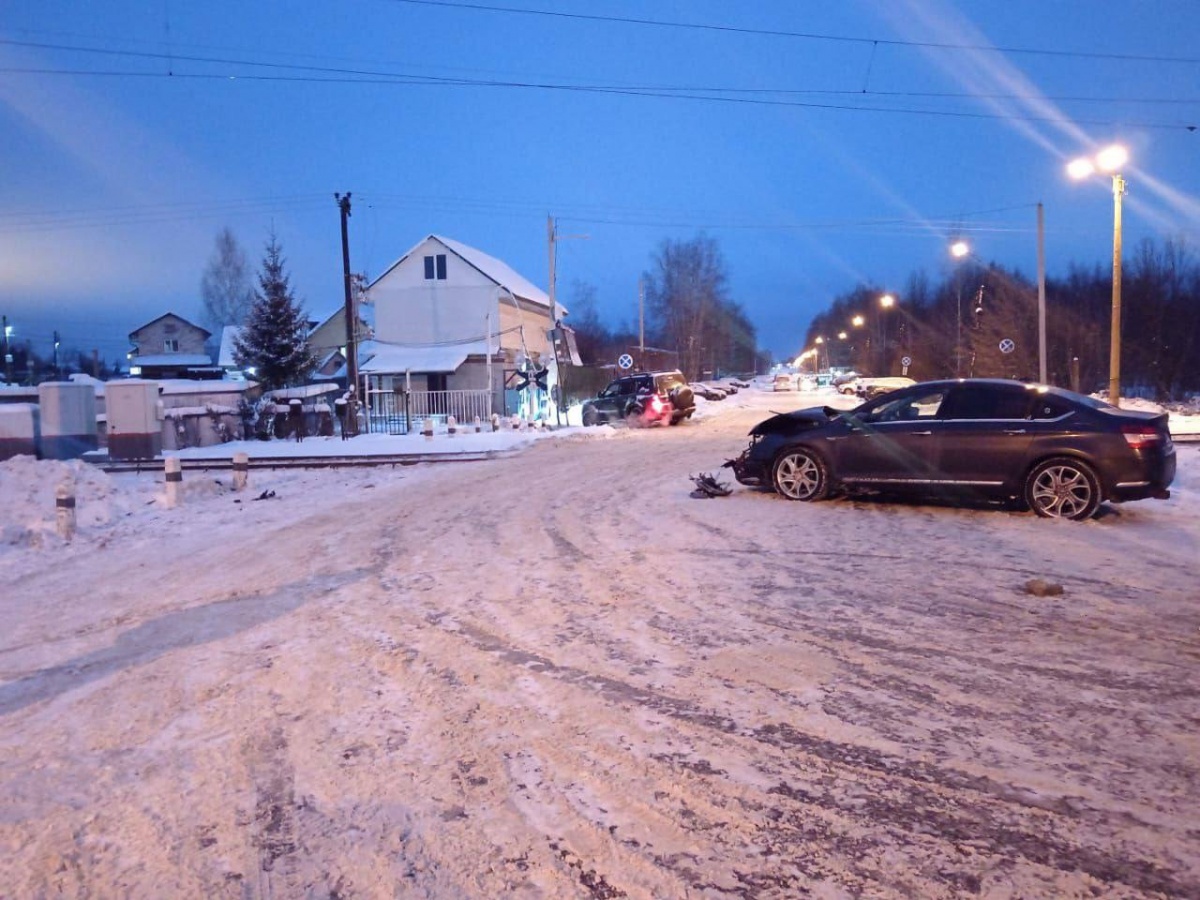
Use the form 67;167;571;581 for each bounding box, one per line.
1024;457;1101;521
582;406;599;427
772;448;830;501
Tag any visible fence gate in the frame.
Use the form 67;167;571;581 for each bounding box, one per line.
364;389;492;434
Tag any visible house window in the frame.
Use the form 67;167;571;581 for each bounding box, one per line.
423;254;448;281
164;339;180;352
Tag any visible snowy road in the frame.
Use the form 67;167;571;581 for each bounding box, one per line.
2;396;1199;898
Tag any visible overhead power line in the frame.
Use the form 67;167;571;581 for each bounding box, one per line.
0;46;1193;131
387;0;1200;66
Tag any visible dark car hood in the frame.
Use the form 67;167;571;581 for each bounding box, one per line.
749;406;840;436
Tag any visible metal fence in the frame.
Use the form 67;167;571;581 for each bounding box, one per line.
364;389;493;434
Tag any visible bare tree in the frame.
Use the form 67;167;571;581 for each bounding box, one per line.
199;227;255;334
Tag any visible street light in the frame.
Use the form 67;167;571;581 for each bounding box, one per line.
878;294;896;373
949;240;970;376
1068;143;1128;407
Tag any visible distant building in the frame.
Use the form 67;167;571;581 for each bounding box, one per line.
128;313;219;380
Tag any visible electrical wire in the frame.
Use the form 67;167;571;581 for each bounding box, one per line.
386;0;1200;66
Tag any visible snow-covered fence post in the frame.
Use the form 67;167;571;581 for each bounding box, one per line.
164;456;183;508
232;452;249;492
474;415;481;433
490;413;500;432
55;483;76;540
447;415;457;436
510;414;521;431
422;418;434;440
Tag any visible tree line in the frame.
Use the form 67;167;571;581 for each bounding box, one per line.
567;234;767;379
805;237;1200;400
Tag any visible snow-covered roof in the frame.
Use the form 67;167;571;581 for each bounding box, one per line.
369;235;552;309
267;384;342;401
128;312;211;340
128;354;213;367
218;326;243;368
357;338;492;375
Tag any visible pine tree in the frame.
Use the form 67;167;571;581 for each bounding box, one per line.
234;234;317;390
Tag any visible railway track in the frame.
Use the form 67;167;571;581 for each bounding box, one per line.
89;449;518;474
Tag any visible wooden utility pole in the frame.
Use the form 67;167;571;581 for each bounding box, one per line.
335;193;358;396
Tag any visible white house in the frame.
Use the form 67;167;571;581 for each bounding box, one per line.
360;235;565;422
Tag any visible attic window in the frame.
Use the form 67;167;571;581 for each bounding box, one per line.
424;254;447;281
164;339;180;352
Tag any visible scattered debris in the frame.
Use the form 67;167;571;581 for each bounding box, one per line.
690;472;732;498
252;490;278;501
1024;578;1064;597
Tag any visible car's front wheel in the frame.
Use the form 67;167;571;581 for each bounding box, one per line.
1024;457;1101;521
582;406;599;427
771;448;830;501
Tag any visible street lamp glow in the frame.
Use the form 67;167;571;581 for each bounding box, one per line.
1096;144;1128;172
814;336;824;344
880;294;895;309
950;240;970;259
1067;158;1095;180
851;315;865;327
837;331;848;340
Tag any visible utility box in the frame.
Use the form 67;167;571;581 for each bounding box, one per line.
106;380;162;460
0;403;38;461
37;381;98;460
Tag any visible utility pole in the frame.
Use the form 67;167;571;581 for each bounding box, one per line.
638;278;645;357
547;215;557;313
2;315;11;384
53;330;61;380
1037;203;1047;384
335;193;358;399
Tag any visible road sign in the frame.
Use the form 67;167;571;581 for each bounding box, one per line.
617;353;634;370
901;356;912;367
999;339;1016;354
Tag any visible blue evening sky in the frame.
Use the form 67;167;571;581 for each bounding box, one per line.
1;0;1197;366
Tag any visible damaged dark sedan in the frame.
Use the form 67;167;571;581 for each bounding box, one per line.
725;379;1176;520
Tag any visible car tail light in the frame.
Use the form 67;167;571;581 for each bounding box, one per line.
650;395;666;413
1121;423;1161;450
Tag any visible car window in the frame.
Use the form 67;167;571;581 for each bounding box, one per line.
940;386;1032;420
1031;395;1075;420
868;390;946;423
599;382;621;398
617;379;638;396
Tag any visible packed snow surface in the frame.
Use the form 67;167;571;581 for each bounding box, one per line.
2;383;1198;897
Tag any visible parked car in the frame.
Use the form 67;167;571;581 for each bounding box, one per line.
725;378;1176;520
690;382;727;401
772;373;796;392
581;371;695;426
855;376;917;400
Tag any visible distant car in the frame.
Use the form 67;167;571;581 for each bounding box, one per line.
725;378;1176;520
581;371;695;426
772;373;796;392
690;382;726;401
856;376;917;400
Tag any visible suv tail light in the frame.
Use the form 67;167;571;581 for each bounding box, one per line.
1121;423;1161;450
649;395;666;414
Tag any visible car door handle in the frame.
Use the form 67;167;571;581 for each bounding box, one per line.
911;430;933;436
1003;428;1027;434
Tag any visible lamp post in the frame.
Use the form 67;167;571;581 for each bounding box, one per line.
879;294;895;374
1068;144;1128;407
814;335;827;372
949;240;970;377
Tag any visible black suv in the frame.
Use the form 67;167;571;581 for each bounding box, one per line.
581;371;695;426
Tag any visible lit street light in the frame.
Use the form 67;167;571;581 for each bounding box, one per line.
949;239;970;376
1068;143;1128;407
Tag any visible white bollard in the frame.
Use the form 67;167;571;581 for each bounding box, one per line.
474;415;482;433
422;418;434;440
232;451;249;492
491;413;500;432
510;414;521;431
55;483;76;540
164;456;183;508
447;415;457;436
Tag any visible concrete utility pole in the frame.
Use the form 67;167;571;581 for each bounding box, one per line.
2;315;11;383
335;193;358;396
638;278;645;355
547;215;557;312
1037;203;1047;384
